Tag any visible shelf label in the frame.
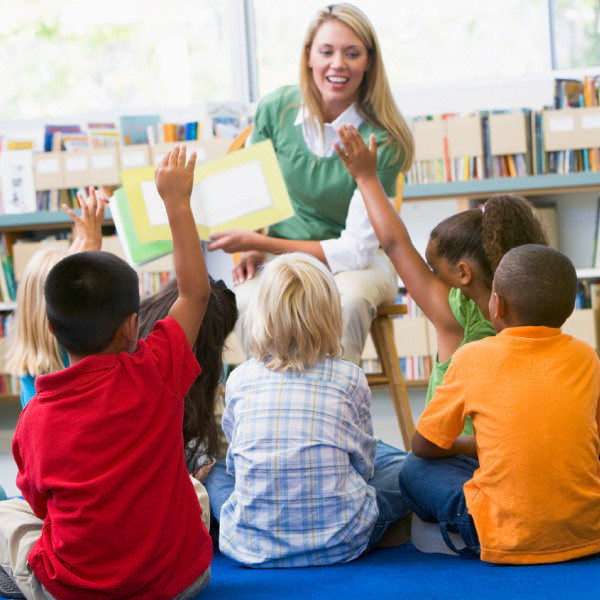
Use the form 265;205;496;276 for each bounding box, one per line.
582;114;600;130
548;116;575;133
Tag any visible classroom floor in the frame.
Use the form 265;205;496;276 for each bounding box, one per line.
0;388;428;498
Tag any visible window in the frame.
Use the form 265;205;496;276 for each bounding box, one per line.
0;0;235;120
252;0;552;97
550;0;600;69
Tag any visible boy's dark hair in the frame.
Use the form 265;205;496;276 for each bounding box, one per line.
430;194;549;288
139;277;238;466
494;244;577;328
45;251;139;355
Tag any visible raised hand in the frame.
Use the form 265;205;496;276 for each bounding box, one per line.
64;187;109;252
334;124;378;183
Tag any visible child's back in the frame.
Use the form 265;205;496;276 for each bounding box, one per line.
403;245;600;564
14;312;211;597
220;356;378;566
205;253;410;567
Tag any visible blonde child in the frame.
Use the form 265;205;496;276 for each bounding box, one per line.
6;188;108;407
204;252;410;567
0;145;213;599
335;124;549;438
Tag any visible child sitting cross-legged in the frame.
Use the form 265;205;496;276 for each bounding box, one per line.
205;252;411;567
399;244;600;564
0;146;214;599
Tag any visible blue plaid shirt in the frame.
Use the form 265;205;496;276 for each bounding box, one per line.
219;358;379;567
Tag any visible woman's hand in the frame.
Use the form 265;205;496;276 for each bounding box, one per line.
334;124;378;183
65;187;110;252
232;251;267;286
207;229;263;254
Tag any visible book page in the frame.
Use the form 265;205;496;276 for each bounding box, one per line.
140;159;272;228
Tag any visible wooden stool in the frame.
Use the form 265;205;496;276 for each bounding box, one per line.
365;302;415;451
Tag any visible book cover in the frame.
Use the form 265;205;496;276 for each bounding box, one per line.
120;139;294;243
110;187;174;267
119;115;161;145
0;149;37;214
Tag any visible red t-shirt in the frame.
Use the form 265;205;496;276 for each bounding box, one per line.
13;317;212;600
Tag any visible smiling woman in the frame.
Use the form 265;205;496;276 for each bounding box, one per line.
206;3;414;366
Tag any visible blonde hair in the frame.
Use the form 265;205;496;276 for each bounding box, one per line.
6;248;70;377
246;253;343;372
299;2;414;171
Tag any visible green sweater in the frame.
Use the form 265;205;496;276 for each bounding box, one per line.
251;85;402;241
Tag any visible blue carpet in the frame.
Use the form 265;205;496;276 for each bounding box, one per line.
193;543;600;600
2;543;599;599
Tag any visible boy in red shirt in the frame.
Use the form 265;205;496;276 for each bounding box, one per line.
0;145;213;599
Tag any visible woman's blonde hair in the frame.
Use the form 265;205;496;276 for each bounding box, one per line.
299;3;414;171
246;253;343;372
6;248;70;377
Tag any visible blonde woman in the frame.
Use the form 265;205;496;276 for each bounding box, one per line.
204;253;410;567
6;188;108;407
207;3;414;365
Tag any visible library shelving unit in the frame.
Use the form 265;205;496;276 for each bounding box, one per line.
362;171;600;387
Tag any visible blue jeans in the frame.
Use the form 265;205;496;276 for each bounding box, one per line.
204;440;410;552
398;452;480;556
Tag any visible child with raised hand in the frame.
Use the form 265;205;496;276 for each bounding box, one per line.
335;124;549;438
399;245;600;564
6;187;109;408
204;252;410;568
0;145;213;599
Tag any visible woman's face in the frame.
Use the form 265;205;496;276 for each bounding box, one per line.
307;19;370;123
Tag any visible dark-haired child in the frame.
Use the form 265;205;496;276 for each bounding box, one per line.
335;124;549;437
399;245;600;564
139;276;238;472
0;146;213;599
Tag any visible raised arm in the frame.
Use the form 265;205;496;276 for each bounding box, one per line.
335;124;464;350
155;145;210;347
64;187;109;252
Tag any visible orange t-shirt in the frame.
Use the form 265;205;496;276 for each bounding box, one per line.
418;326;600;564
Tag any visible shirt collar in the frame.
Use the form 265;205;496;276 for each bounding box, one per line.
294;102;364;129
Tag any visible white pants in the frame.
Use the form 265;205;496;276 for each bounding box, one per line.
233;249;398;365
0;477;211;600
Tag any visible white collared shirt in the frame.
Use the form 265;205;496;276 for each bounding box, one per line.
292;104;394;273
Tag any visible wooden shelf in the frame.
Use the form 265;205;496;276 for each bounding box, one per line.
404;172;600;202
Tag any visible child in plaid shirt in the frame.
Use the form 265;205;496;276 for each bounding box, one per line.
205;252;410;567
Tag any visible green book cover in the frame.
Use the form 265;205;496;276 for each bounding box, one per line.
111;187;173;267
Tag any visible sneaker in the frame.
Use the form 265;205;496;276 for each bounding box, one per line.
410;513;466;555
0;565;25;599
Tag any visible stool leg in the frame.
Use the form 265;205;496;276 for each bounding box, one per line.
370;316;415;451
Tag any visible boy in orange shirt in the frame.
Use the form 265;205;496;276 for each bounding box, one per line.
399;244;600;564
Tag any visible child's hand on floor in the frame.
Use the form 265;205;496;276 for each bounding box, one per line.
334;124;378;183
65;187;109;252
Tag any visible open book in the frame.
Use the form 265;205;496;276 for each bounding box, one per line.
111;139;294;267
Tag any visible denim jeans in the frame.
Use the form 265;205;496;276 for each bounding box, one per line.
398;452;481;556
204;440;410;551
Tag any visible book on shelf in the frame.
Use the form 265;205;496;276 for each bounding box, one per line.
119;115;161;145
117;139;293;249
0;149;37;215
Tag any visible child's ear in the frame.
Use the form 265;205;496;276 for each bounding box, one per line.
121;313;139;344
492;292;506;320
46;319;55;336
456;261;473;285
